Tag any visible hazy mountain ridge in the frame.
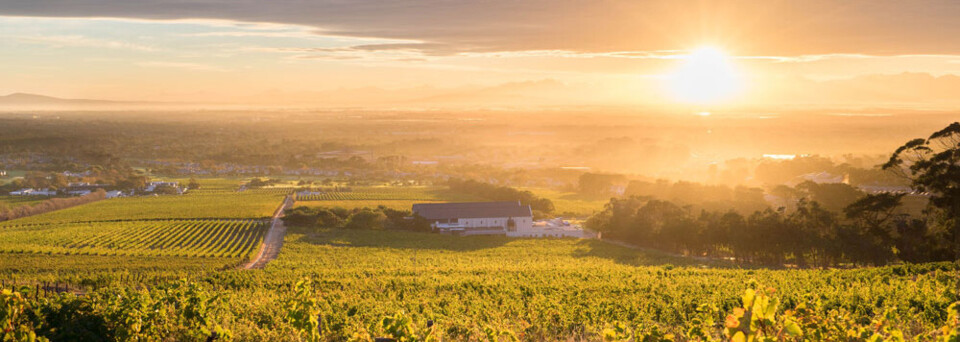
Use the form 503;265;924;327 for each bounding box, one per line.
5;72;960;109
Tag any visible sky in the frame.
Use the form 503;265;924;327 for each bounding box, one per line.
2;0;960;107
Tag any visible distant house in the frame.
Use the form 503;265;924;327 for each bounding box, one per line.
144;181;183;194
105;190;124;198
530;218;598;238
9;188;56;196
412;201;534;236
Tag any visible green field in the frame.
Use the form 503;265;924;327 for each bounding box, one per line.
0;195;47;209
1;190;283;224
300;199;446;210
0;219;267;257
293;186;480;211
1;182;957;341
0;179;283;263
520;187;608;216
3;227;957;340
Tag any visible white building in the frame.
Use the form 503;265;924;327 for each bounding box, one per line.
105;190;124;198
67;189;92;196
413;202;596;238
526;218;598;238
144;181;182;194
412;201;537;237
9;188;57;196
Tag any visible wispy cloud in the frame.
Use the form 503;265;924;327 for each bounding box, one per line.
135;61;229;72
2;1;959;55
7;34;156;51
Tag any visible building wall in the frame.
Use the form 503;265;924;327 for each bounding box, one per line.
456;216;532;231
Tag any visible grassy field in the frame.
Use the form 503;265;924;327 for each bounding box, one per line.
0;195;48;209
293;185;607;216
520;187;607;216
299;199;446;210
293;186;480;210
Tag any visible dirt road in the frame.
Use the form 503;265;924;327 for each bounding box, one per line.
241;195;293;270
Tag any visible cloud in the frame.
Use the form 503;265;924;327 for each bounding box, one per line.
136;61;228;72
7;34;156;51
1;1;959;56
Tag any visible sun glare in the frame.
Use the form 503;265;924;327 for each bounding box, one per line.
667;47;743;104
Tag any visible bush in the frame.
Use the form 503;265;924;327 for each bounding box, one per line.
344;210;387;230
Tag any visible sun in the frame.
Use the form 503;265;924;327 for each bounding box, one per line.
666;47;743;104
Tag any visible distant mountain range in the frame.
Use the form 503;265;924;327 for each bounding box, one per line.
4;72;960;109
0;93;168;109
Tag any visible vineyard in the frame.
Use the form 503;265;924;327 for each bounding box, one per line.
1;190;284;224
1;227;958;341
294;186;458;201
0;219;268;258
0;180;958;340
0;181;284;263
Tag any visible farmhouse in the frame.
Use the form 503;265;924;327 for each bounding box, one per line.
9;188;57;196
412;201;534;236
143;181;183;194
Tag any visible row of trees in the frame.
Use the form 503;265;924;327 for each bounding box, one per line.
282;206;431;232
447;179;555;216
586;195;948;267
0;189;106;222
0;169;148;194
588;122;960;266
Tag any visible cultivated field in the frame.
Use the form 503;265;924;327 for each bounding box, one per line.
1;224;958;340
293;186;480;208
0;179;284;264
2;190;283;224
0;219;267;257
0;195;47;209
1;181;957;340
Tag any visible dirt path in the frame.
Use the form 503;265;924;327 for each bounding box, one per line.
241;195;293;270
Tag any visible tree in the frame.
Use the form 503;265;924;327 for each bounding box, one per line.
844;193;905;231
344;210;387;230
153;185;181;195
283;206;319;226
188;177;201;190
883;122;960;258
315;209;342;228
577;173;627;197
796;181;864;213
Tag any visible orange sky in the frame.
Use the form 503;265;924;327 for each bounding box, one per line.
2;1;960;107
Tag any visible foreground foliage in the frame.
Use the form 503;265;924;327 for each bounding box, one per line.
2;229;958;341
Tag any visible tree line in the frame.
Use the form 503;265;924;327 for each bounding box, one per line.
587;122;960;267
282;205;431;232
0;189;106;222
446;179;555;216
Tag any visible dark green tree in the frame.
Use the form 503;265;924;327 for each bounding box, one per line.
883;122;960;258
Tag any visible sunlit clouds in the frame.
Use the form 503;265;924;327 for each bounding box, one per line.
1;0;960;107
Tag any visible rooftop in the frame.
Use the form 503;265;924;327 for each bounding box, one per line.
413;201;532;220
